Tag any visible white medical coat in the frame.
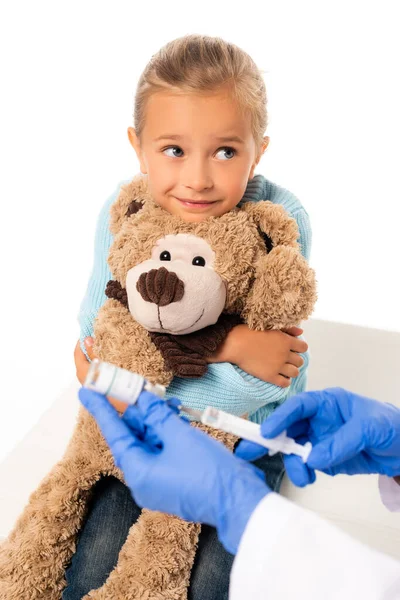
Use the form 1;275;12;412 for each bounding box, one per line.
230;476;400;599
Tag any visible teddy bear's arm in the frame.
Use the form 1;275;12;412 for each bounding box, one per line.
150;313;241;379
105;279;128;307
242;246;317;331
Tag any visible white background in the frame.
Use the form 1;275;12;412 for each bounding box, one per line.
0;0;399;462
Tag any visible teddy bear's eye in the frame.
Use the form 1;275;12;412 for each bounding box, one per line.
192;256;206;267
160;251;171;261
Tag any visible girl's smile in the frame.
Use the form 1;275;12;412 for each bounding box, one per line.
174;197;221;211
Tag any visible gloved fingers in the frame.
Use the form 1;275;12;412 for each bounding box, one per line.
122;398;182;448
166;397;182;414
80;387;118;421
286;420;309;439
234;439;269;461
122;404;146;438
284;453;316;487
79;388;151;466
121;392;182;448
136;391;188;437
307;419;364;470
123;396;182;445
261;391;321;438
111;432;153;472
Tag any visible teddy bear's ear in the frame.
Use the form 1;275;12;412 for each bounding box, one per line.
110;175;153;235
241;201;299;251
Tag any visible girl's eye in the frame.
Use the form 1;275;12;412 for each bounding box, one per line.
163;146;184;158
215;147;236;160
160;251;171;261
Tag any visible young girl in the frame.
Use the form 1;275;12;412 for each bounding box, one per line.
69;34;311;600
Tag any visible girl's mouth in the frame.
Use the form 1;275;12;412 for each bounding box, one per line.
175;198;219;209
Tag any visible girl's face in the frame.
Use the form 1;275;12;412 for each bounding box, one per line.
128;89;268;223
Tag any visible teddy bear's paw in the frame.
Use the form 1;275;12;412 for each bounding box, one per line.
243;247;317;330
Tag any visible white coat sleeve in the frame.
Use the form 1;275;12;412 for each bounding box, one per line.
230;493;400;600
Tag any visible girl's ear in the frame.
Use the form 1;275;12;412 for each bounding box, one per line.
127;127;148;175
261;135;270;154
249;136;270;179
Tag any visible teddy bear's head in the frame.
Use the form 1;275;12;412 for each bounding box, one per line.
106;176;316;336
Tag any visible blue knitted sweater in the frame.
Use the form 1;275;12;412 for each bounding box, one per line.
78;174;312;423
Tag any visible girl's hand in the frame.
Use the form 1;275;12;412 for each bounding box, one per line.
208;325;308;388
74;338;129;414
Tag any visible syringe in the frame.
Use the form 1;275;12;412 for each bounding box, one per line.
195;406;312;463
84;360;312;463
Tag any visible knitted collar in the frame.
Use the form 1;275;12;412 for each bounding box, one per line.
240;173;266;203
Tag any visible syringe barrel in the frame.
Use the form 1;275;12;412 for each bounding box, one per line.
201;407;311;462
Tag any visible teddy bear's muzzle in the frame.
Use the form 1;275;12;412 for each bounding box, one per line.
136;267;185;307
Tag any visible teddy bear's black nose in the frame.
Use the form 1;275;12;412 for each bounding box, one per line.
136;267;185;307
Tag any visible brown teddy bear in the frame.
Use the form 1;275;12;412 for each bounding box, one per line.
0;175;316;599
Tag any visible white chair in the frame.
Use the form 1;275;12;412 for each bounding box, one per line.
1;319;399;561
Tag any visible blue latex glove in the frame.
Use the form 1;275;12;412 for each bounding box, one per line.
236;388;400;487
79;388;270;555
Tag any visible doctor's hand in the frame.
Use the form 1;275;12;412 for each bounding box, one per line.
236;388;400;486
79;388;270;555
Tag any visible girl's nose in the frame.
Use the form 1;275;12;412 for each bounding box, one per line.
182;156;213;191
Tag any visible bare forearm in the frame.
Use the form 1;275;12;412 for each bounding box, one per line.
207;324;308;387
207;324;246;364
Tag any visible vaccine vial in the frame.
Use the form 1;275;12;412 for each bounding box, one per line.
84;359;166;405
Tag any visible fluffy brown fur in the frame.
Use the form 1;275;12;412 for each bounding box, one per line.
0;175;316;598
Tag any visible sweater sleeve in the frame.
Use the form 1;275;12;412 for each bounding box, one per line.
292;207;312;261
78;182;127;357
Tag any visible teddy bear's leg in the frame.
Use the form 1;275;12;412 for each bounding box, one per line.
62;475;142;599
79;427;237;600
0;407;122;600
82;511;200;600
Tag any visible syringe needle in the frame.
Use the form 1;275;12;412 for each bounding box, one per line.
179;406;203;420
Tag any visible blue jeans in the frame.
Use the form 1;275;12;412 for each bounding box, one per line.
62;452;284;600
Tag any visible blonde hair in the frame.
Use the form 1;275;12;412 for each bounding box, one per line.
134;34;268;149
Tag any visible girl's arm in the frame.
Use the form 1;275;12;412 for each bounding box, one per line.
78;181;129;358
209;325;307;388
